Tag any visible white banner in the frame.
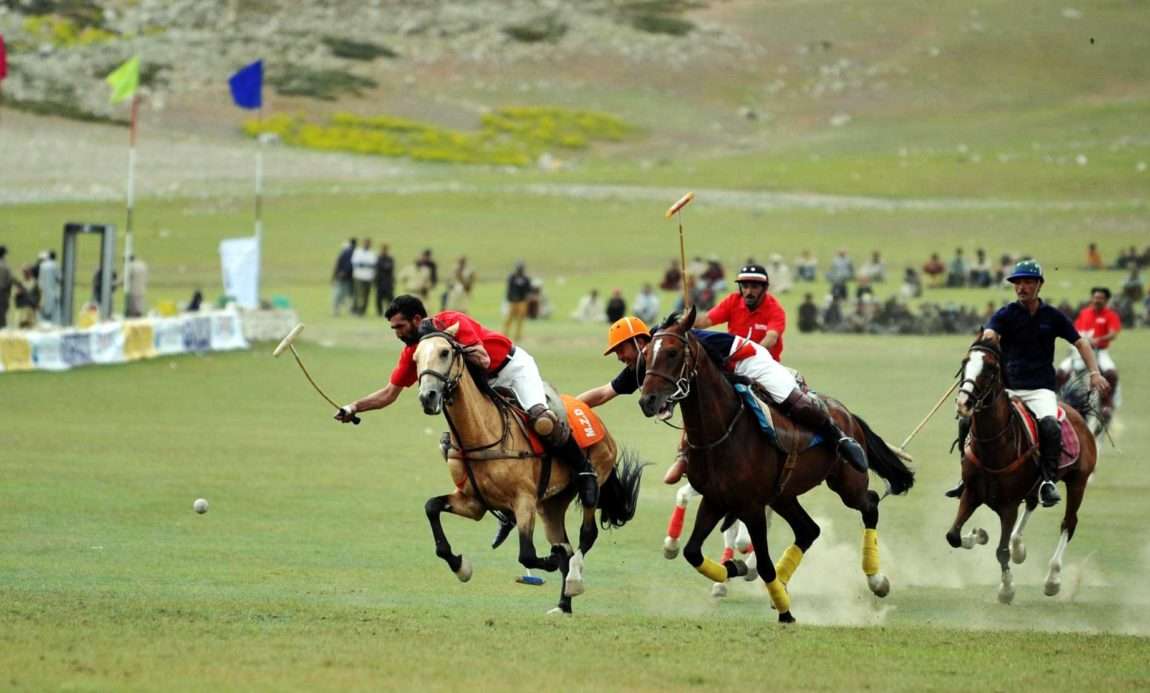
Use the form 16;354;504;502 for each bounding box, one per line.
219;236;261;310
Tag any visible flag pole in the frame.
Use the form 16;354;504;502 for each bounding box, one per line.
254;106;264;302
122;92;140;317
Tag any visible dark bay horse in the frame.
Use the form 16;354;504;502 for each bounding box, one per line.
414;325;644;614
637;308;915;622
951;335;1098;603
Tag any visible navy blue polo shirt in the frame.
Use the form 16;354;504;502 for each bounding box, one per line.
986;300;1080;390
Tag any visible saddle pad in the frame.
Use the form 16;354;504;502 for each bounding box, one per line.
1010;398;1080;469
733;384;822;450
562;395;607;449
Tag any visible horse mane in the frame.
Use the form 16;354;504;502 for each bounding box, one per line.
658;312;681;330
970;332;1001;357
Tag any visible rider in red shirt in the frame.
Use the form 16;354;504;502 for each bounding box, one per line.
1067;287;1121;417
694;263;786;361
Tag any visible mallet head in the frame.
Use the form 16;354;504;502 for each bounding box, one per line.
665;191;695;218
273;323;305;358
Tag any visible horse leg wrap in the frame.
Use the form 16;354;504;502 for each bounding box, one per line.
696;557;728;583
775;545;805;586
766;578;791;614
862;529;880;576
666;504;686;540
720;547;735;564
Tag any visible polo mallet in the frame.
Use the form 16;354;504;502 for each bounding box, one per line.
898;379;960;453
273;323;361;425
665;192;695;309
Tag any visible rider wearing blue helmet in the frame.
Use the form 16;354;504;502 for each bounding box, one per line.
947;259;1111;507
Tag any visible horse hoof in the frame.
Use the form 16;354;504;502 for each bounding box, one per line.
663;537;680;560
975;529;989;545
998;585;1015;604
730;559;749;578
454;556;473;583
778;611;796;624
868;574;891;598
546;606;572;616
743;565;759;582
1044;581;1061;597
1010;540;1027;565
711;582;728;598
564;576;585;598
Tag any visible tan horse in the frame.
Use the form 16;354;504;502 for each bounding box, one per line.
414;324;645;614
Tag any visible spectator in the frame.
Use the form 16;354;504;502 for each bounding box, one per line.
900;267;923;299
186;288;204;312
331;238;356;316
767;253;793;294
855;276;875;301
351;238;377;316
823;296;844;329
570;289;603;323
659;259;682;292
996;253;1015;285
798;292;819;333
1115;245;1138;270
826;248;855;285
686;255;707;286
969;248;992;288
14;265;40;328
418;249;438;293
38;250;61;324
504;261;532;340
923;253;945;288
701;255;726;293
632;283;660;325
1121;268;1144;304
527;278;552;320
398;255;432;300
859;251;886;284
374;244;395;317
946;248;967;287
795;249;818;282
91;265;120;308
444;256;476;314
0;246;13;329
605;289;626;324
126;254;148;318
1086;242;1104;271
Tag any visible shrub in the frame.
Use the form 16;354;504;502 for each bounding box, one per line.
269;69;379;101
321;36;399;61
502;14;567;44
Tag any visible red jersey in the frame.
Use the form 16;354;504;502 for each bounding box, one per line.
390;311;514;388
707;292;786;361
1073;306;1121;350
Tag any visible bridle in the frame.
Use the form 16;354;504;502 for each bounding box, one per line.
416;331;465;406
646;328;745;451
958;344;1002;415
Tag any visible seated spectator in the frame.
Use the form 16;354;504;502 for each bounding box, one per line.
823;296;844;329
1121;268;1144;304
946;248;967;287
900;267;923;299
826;249;855;285
605;289;626;324
858;251;886;284
830;280;849;302
659;259;682;292
996;253;1015;285
571;289;603;323
968;248;992;288
1086;242;1104;270
1115;245;1138;270
702;256;726;293
855;277;875;301
528;279;552;320
798;293;819;333
922;253;945;288
794;249;818;282
633;283;660;325
767;253;793;294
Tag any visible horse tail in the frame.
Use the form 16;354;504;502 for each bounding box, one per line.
1059;377;1100;426
598;448;648;530
853;415;915;496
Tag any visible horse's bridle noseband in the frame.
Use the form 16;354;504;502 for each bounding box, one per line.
645;330;698;404
417;331;465;405
958;344;1003;415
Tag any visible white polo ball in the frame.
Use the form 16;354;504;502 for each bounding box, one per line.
193;498;209;514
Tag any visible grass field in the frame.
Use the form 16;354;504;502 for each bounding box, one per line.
4;0;1150;689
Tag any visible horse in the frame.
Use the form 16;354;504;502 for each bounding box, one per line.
414;323;645;614
950;335;1098;603
637;308;915;622
664;482;762;598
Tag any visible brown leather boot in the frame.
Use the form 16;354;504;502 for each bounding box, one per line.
663;451;688;484
784;390;868;472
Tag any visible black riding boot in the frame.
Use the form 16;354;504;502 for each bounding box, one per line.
490;510;516;549
785;391;868;472
1037;416;1062;508
558;436;599;508
945;416;971;498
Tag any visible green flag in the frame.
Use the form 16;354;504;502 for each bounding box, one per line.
106;56;140;104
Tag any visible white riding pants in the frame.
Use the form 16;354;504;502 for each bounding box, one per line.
1006;388;1058;419
489;346;548;411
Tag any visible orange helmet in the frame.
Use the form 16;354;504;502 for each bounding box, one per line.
604;316;651;355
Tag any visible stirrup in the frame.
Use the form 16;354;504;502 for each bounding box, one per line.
1039;480;1061;508
944;481;964;499
491;516;516;549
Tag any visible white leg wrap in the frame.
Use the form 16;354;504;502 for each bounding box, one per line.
1044;529;1070;596
564;549;586;597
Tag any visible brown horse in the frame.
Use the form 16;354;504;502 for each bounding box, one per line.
414;325;645;614
950;335;1098;603
637;308;915;622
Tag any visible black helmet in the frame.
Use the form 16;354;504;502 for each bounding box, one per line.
736;264;769;284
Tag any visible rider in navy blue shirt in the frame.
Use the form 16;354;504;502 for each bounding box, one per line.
948;260;1110;507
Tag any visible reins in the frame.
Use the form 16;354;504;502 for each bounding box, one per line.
648;328;745;451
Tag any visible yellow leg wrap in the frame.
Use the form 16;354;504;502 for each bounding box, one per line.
774;545;804;586
766;578;791;614
862;528;880;576
696;557;727;583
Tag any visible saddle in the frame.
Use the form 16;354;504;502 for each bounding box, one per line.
490;384;607;453
963;397;1080;472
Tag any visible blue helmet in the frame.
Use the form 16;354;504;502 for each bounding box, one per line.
1006;259;1044;283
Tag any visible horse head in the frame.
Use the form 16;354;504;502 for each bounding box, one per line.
956;332;1003;417
414;321;464;415
638;305;698;420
